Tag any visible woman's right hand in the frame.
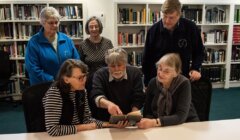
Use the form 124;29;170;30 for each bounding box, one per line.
76;123;97;131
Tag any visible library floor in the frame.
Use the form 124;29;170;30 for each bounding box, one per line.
0;87;240;134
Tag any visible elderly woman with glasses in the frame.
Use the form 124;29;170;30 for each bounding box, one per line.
89;47;145;122
137;53;199;129
43;59;124;136
25;6;79;86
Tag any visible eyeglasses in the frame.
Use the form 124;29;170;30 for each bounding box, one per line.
46;21;59;26
157;67;175;75
71;73;88;81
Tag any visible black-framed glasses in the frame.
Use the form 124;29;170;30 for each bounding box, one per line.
71;73;88;81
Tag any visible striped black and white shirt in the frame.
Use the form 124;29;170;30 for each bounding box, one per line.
43;85;103;136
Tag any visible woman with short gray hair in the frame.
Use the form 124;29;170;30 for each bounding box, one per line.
137;53;199;129
25;6;79;86
39;6;61;26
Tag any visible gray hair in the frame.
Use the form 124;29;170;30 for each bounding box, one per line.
156;53;182;74
105;48;128;65
39;7;61;25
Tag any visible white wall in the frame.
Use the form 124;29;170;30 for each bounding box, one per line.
86;0;115;43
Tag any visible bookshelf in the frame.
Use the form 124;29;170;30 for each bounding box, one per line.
114;1;239;89
0;0;86;98
230;4;240;87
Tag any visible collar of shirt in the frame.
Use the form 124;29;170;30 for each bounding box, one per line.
109;71;128;82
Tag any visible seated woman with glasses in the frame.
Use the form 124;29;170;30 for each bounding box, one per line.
25;6;79;86
43;59;124;136
137;53;199;129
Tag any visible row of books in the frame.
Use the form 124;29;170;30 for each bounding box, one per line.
128;51;143;66
117;8;146;24
0;7;11;20
232;45;240;61
16;23;41;39
1;78;30;95
59;22;83;38
14;4;45;20
204;48;225;63
0;43;26;58
205;6;226;23
1;5;83;20
10;61;25;76
0;23;13;39
234;9;240;23
0;47;25;76
118;30;145;46
202;29;228;44
54;5;83;19
230;64;240;81
233;25;240;45
148;9;161;24
201;66;225;82
0;82;16;95
182;6;202;24
0;22;83;40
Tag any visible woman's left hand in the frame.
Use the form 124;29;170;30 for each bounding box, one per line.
136;118;155;129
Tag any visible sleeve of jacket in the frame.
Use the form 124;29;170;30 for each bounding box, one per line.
142;28;154;86
78;41;85;61
108;39;114;48
89;68;108;104
143;79;156;119
131;68;145;109
191;24;204;71
159;80;192;126
25;39;54;82
70;39;80;59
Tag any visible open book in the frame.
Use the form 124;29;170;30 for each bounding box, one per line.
109;111;142;125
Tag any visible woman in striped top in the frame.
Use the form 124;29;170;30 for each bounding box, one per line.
43;59;123;136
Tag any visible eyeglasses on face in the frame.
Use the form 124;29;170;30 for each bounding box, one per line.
46;20;59;25
71;73;88;81
157;67;175;75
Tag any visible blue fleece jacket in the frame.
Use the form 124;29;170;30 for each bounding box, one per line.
25;28;80;85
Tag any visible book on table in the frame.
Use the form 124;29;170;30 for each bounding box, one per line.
109;114;142;125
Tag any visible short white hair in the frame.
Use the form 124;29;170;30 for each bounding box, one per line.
39;7;61;25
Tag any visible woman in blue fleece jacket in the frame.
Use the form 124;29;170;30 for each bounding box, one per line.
25;7;79;85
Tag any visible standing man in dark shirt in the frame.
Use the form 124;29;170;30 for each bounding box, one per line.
142;0;204;86
89;48;145;121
